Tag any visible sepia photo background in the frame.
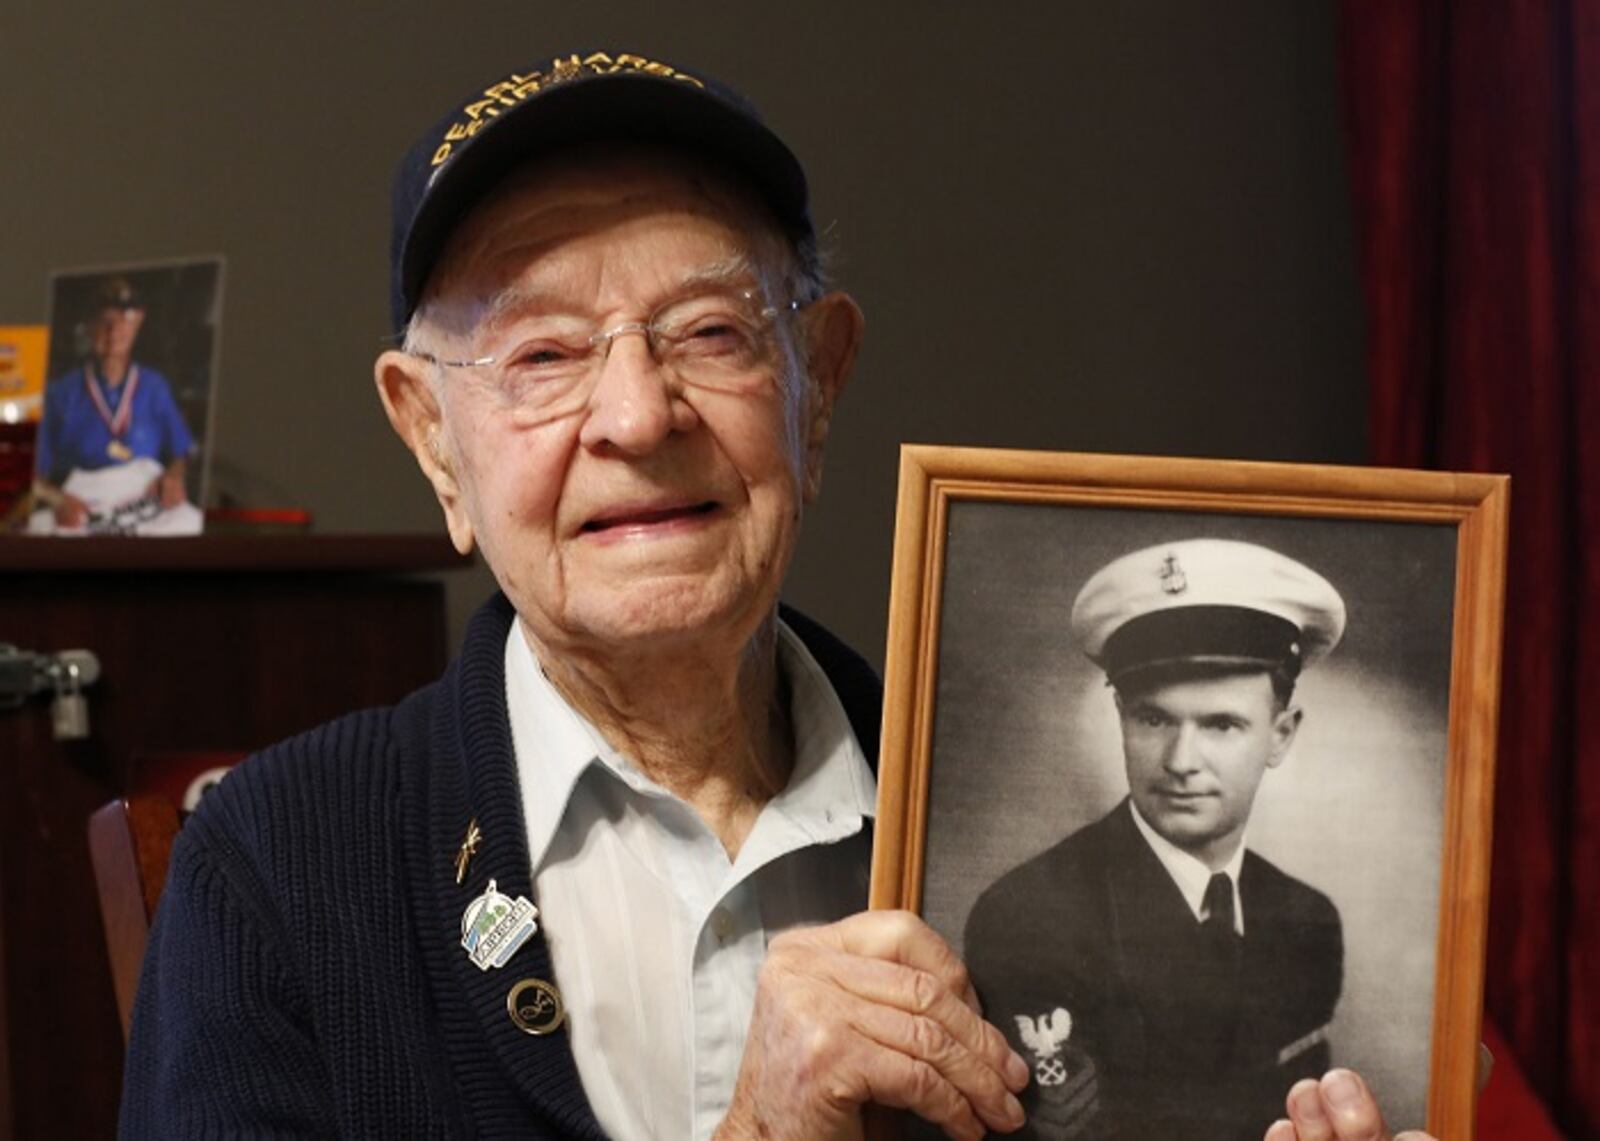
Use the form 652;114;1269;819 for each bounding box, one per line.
920;499;1458;1126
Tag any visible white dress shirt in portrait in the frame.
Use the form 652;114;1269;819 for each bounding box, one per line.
1128;798;1247;936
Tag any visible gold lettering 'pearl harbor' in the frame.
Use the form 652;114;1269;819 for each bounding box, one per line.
430;53;705;168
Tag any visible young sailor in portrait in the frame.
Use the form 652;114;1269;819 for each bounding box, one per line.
965;539;1348;1141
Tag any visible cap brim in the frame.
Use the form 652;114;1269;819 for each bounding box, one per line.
1099;605;1311;683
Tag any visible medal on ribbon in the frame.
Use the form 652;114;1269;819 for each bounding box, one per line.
84;363;141;462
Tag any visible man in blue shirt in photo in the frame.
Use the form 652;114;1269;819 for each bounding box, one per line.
33;276;197;533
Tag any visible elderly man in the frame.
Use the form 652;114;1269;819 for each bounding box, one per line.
119;52;1431;1141
965;540;1350;1140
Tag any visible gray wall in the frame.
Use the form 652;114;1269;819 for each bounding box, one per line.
0;1;1365;665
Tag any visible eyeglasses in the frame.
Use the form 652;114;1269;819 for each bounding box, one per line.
409;289;803;426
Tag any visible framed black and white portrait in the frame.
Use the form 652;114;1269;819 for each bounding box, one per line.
870;446;1507;1140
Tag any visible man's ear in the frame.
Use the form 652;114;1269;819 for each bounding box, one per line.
374;349;475;555
797;291;864;502
1265;706;1304;769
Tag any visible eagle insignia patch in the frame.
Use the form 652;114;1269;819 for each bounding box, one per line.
1015;1006;1074;1087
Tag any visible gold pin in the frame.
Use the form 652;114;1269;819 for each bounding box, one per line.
454;817;482;885
506;977;566;1035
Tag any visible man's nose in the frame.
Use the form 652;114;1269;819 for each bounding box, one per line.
576;331;697;454
1162;723;1203;775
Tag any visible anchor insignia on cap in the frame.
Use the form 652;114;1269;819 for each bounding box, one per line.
1159;553;1187;595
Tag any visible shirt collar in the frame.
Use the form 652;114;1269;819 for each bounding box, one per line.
1127;798;1247;935
504;616;876;874
504;620;613;872
760;619;878;836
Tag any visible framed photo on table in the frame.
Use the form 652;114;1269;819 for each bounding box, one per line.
26;257;223;536
869;446;1507;1140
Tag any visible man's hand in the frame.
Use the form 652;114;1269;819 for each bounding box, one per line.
149;459;188;508
53;492;90;528
1264;1069;1436;1141
716;910;1030;1141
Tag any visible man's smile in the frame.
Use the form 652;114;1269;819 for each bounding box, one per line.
1150;787;1220;809
577;498;721;538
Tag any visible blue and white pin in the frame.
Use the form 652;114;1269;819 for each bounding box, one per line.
460;878;539;971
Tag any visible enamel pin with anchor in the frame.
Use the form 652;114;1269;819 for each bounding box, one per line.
460;878;539;971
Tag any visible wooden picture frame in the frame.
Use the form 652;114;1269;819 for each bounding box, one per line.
869;445;1508;1139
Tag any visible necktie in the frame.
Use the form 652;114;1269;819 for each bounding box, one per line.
1202;872;1237;939
1197;871;1243;1067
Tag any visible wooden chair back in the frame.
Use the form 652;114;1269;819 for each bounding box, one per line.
88;795;181;1040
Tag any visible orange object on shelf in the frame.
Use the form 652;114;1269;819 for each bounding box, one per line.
0;326;46;522
0;325;46;425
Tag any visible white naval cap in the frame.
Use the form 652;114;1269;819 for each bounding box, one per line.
1069;539;1346;684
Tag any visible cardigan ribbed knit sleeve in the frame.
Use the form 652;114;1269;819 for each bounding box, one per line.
118;705;464;1139
119;760;337;1137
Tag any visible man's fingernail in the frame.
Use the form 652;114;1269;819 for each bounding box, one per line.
1293;1085;1326;1121
1325;1069;1362;1109
1004;1092;1025;1126
1006;1050;1030;1087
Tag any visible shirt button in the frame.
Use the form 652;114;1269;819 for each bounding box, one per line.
711;907;734;943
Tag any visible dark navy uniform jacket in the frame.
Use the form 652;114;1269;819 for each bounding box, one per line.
964;800;1343;1141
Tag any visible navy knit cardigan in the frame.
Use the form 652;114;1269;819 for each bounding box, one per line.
119;595;882;1139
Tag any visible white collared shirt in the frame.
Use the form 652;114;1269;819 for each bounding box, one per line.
505;619;877;1141
1127;799;1247;935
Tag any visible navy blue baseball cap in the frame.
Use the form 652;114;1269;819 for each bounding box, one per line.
389;50;814;332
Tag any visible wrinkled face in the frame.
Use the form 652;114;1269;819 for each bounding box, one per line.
391;152;856;658
88;306;144;362
1115;669;1300;867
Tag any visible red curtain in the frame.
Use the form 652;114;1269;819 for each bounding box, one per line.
1338;1;1599;1136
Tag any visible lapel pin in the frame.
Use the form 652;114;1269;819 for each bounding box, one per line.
507;977;566;1035
461;878;539;971
454;817;482;885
